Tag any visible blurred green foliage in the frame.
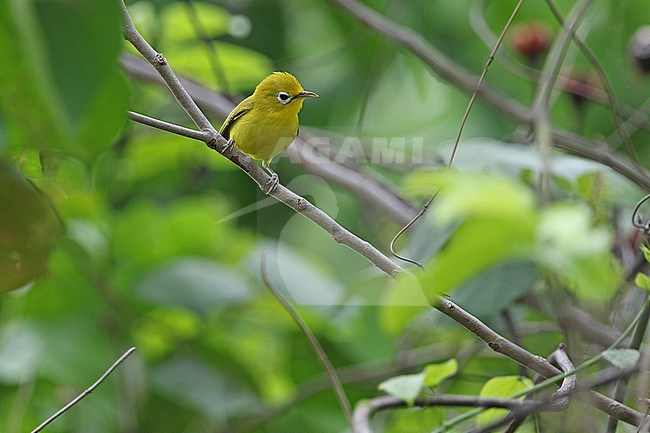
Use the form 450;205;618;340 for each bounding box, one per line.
0;0;649;432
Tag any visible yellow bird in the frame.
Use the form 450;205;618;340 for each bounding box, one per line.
220;72;318;193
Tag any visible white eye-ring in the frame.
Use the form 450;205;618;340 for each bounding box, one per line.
277;91;291;104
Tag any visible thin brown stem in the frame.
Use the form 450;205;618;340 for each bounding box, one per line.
259;250;352;425
30;347;136;433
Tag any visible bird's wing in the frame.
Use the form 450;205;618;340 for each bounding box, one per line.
219;96;254;139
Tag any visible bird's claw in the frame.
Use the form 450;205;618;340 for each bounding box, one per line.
222;138;235;154
264;173;279;195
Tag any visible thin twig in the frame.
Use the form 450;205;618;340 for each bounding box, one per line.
30;347;136;433
259;250;353;425
609;99;650;147
128;111;212;141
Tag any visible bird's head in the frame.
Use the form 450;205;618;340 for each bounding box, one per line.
253;72;318;112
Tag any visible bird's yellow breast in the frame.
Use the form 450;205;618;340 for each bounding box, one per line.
229;97;302;164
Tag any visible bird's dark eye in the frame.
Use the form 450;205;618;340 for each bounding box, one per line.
277;92;291;104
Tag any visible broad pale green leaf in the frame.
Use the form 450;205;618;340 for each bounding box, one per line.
477;376;533;427
378;373;425;406
602;349;640;369
404;172;538;301
380;273;429;336
133;307;201;359
118;133;234;186
136;257;252;313
385;407;444;433
423;359;458;388
156;2;272;90
535;204;621;302
419;216;536;301
403;171;537;224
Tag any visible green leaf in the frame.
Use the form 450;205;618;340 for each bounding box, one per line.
157;2;272;90
477;376;533;427
602;349;640;369
32;0;121;128
378;373;426;406
423;359;458;389
136;257;252;313
385;407;444;433
452;261;539;317
0;0;125;157
418;216;536;300
404;172;538;301
403;171;537;224
0;160;62;293
635;273;650;291
166;41;274;90
0;0;66;150
535;204;621;302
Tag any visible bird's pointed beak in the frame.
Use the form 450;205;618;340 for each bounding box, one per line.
297;90;319;98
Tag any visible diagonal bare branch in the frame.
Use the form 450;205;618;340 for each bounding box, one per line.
30;347;136;433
